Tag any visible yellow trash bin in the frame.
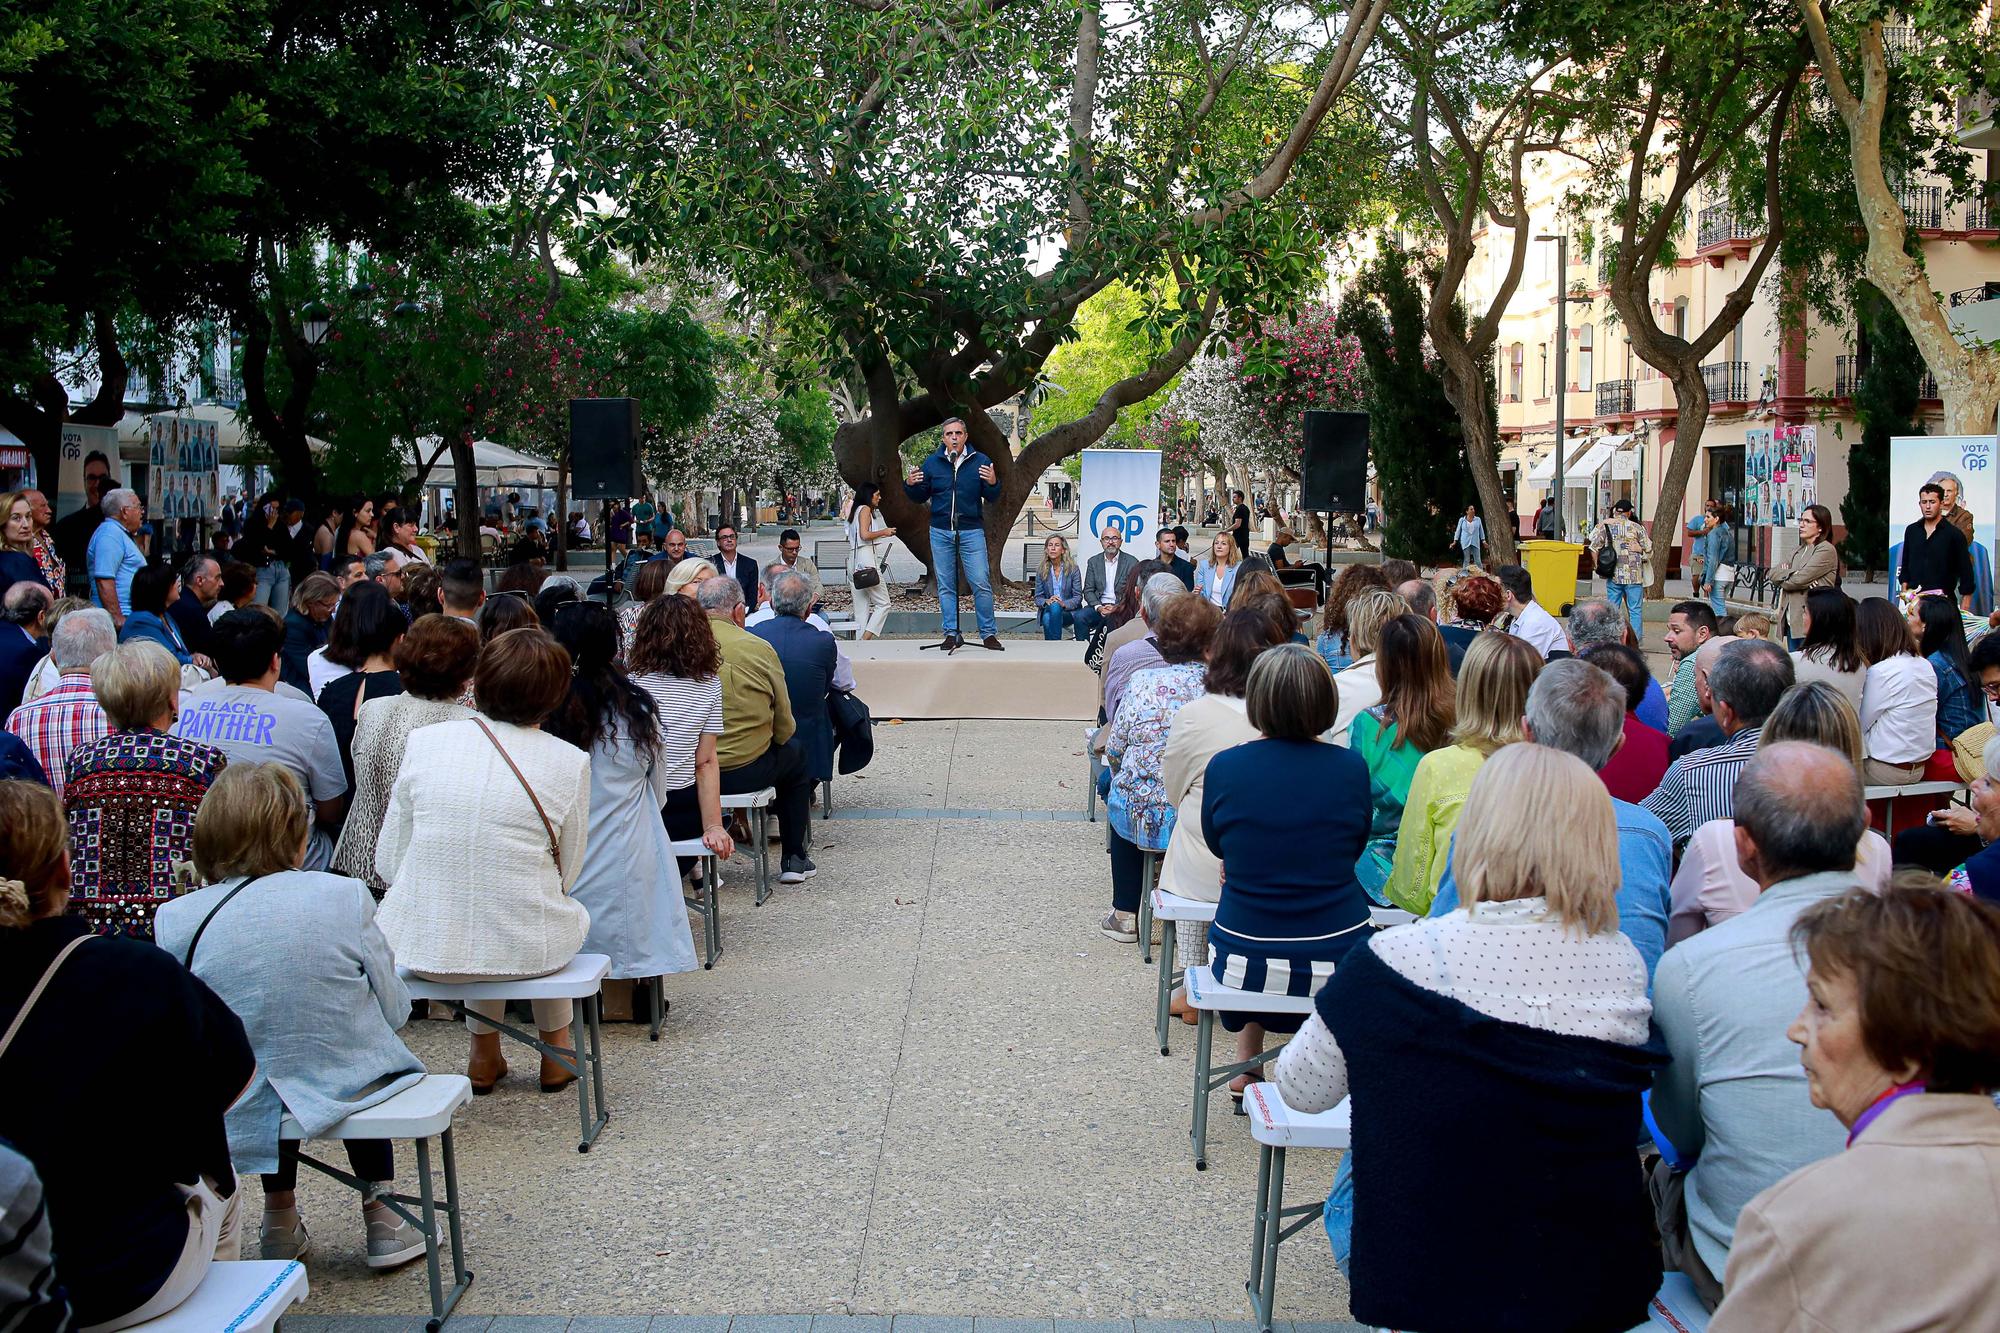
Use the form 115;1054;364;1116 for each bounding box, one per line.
1518;540;1586;612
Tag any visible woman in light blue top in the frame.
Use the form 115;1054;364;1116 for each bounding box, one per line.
1195;532;1241;608
1453;506;1485;568
1033;535;1085;640
153;762;430;1270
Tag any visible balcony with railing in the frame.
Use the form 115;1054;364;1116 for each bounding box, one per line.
1701;361;1751;404
1595;379;1633;417
1899;184;1944;229
201;373;244;405
1835;354;1859;398
1950;282;2000;309
1696;204;1762;259
1968;198;1994;232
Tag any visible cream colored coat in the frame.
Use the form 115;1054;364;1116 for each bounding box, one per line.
1158;694;1259;902
1768;538;1839;641
375;717;591;976
1713;1094;2000;1331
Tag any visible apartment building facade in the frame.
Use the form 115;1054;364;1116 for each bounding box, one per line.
1463;144;1998;574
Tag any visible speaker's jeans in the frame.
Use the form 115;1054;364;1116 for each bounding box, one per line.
930;526;996;638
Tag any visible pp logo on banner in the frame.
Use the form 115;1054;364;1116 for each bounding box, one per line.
1091;501;1146;542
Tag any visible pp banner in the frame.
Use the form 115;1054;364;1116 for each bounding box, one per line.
1080;448;1162;547
1889;434;1999;615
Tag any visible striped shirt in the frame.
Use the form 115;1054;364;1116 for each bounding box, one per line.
1643;725;1763;850
1667;655;1701;736
633;670;724;790
4;672;109;798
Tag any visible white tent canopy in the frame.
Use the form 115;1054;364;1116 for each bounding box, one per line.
1527;433;1632;487
408;436;555;487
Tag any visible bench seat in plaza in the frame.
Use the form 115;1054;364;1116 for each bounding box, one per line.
400;955;612;1153
133;1260;306;1332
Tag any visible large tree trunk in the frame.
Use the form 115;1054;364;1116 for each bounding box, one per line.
1797;8;2000;436
235;243;324;510
1431;344;1517;568
2;313;129;489
1652;368;1712;593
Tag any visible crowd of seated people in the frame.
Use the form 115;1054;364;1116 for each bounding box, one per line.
1087;558;2000;1329
0;528;873;1324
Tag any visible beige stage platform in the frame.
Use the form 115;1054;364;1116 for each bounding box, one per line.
847;638;1097;720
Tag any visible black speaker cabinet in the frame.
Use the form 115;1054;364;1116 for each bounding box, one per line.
569;398;643;500
1301;410;1369;513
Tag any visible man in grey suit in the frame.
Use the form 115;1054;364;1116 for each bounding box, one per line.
1077;527;1137;636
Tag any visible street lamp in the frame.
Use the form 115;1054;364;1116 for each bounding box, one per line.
1535;233;1568;538
300;300;333;348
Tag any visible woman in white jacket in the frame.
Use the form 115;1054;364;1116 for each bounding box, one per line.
376;627;591;1094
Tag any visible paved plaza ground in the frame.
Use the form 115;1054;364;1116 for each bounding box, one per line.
283;720;1364;1331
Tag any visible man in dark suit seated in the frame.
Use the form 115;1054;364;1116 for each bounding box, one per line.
168;555;221;660
0;580;53;715
750;570;840;822
709;522;761;609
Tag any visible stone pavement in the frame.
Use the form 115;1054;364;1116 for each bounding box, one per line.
287;1318;1364;1332
281;720;1361;1330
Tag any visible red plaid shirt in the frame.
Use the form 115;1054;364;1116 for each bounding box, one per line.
5;672;109;798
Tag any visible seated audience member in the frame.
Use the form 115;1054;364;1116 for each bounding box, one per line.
479;589;539;641
493;560;545;597
1650;741;1863;1309
281;573;338;697
1856;594;1938;787
14;594;84;705
617;554;672;651
1568;599;1666;723
1643;638;1794;852
438;557;485;626
314;583;406;792
1669;683;1893;944
545;602;699;1018
1350;614;1455;903
665;556;713;600
1313;564;1392;672
1428;659;1674;980
1731;611;1771;640
64;641;228;938
1192;532;1239;610
1667;634;1738;760
1710;888;2000;1330
1327;589;1409;743
376;627;589;1094
209;560;259;626
1275;745;1661;1329
330;615;479;894
0;779;255;1331
696;575;817;885
751;571;841;813
1099;565;1176;729
1438;571;1503;658
400;563;441;620
1580;642;1671;803
176;609;348;869
1158;605;1291;1014
330;552;367;591
1913;592;1983;741
531;575;580;628
1378;558;1418;587
1204;644;1373;1100
0;581;52;716
1665;600;1719;736
1382;633;1541;914
1929;734;2000;903
1789;586;1865;712
154;763;429;1269
627;595;735;880
116;564;194;667
1496;563;1567;659
168;555;220;657
1102;594;1223;942
5;606;114;796
1396;578;1467;678
0;1140;69;1329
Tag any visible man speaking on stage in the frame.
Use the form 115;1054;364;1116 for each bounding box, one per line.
905;417;1003;652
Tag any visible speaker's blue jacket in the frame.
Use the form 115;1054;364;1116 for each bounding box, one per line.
904;448;1001;532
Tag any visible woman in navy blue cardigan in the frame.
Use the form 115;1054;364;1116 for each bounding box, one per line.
1201;642;1372;1101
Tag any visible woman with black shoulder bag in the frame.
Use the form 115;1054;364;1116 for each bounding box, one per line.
847;482;895;640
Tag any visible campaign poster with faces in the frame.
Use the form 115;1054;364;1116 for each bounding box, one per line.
147;416;221;520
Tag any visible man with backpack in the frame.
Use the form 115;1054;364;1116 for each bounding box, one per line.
1589;498;1654;642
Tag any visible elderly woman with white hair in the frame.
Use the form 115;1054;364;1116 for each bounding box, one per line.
1273;744;1662;1331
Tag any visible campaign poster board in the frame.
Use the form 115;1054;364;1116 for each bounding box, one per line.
1080;448;1163;546
1889;434;1999;614
147;416;221;521
58;423;118;518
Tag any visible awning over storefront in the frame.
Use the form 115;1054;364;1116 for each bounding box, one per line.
1526;433;1632;486
408;437;555;486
